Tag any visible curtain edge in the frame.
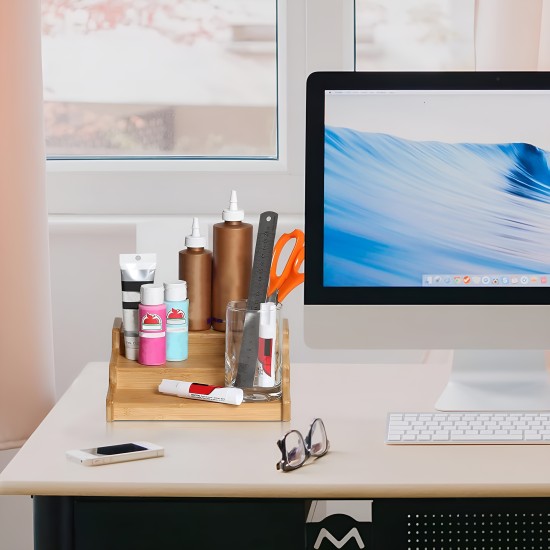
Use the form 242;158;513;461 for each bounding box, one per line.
0;440;26;453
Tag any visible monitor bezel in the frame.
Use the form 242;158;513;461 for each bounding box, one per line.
304;71;550;306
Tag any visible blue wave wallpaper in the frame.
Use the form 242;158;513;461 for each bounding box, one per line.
324;126;550;286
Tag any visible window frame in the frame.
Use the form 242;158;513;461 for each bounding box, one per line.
45;0;355;215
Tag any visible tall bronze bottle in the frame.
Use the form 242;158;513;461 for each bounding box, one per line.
178;217;212;331
211;190;253;332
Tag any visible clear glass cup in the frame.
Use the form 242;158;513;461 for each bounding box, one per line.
225;299;283;402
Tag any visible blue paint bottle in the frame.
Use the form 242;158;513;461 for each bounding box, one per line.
164;281;189;362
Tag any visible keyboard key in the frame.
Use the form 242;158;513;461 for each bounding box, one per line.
454;434;523;441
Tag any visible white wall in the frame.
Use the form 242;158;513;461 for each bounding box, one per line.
49;220;136;396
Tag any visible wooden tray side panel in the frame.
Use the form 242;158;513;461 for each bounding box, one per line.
111;391;283;421
106;317;123;422
107;317;290;422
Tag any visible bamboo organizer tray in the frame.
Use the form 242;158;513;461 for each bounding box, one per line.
106;317;291;422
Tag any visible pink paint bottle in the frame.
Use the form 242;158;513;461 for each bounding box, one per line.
138;283;166;366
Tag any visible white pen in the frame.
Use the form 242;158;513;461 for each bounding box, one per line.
257;302;277;387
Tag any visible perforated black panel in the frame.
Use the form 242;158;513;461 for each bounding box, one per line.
406;511;550;549
374;498;550;550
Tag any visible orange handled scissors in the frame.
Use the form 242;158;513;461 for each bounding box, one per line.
267;229;305;303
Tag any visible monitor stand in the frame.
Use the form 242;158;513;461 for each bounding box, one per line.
435;350;550;411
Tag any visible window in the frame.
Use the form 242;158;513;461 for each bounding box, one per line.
45;0;305;216
44;0;486;215
355;0;474;71
42;0;277;159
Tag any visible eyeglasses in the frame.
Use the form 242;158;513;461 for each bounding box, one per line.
276;418;330;472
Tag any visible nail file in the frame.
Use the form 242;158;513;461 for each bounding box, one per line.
235;211;278;388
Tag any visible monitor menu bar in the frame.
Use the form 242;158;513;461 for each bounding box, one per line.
423;274;550;287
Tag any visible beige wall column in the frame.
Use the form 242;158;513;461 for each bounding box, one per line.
0;0;56;449
474;0;543;69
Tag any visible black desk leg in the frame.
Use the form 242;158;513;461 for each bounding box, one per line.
33;496;75;550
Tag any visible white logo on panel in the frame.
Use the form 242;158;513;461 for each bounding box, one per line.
313;527;365;549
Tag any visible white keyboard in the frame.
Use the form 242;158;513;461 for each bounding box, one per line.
386;411;550;444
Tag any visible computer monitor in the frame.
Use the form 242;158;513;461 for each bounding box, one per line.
304;71;550;411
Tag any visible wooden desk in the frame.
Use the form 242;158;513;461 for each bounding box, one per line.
3;361;550;549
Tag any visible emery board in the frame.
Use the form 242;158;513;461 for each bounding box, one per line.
235;211;278;388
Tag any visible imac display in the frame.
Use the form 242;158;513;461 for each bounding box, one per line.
304;72;550;411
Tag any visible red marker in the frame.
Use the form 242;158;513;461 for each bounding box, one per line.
158;379;243;406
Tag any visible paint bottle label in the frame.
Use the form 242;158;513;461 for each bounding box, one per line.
167;307;186;329
141;312;164;333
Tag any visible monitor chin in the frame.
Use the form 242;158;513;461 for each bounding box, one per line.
303;304;550;350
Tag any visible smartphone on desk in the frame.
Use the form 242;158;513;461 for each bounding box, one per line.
66;441;164;466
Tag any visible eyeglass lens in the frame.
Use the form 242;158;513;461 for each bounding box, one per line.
284;430;306;468
309;419;328;456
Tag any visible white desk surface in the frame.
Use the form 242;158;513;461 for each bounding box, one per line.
1;360;550;499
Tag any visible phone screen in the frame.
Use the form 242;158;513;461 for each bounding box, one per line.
95;443;148;455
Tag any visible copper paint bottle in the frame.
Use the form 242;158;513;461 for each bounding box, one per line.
211;190;253;332
178;218;212;331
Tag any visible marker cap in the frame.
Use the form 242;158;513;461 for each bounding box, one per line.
224;387;244;406
158;379;180;396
